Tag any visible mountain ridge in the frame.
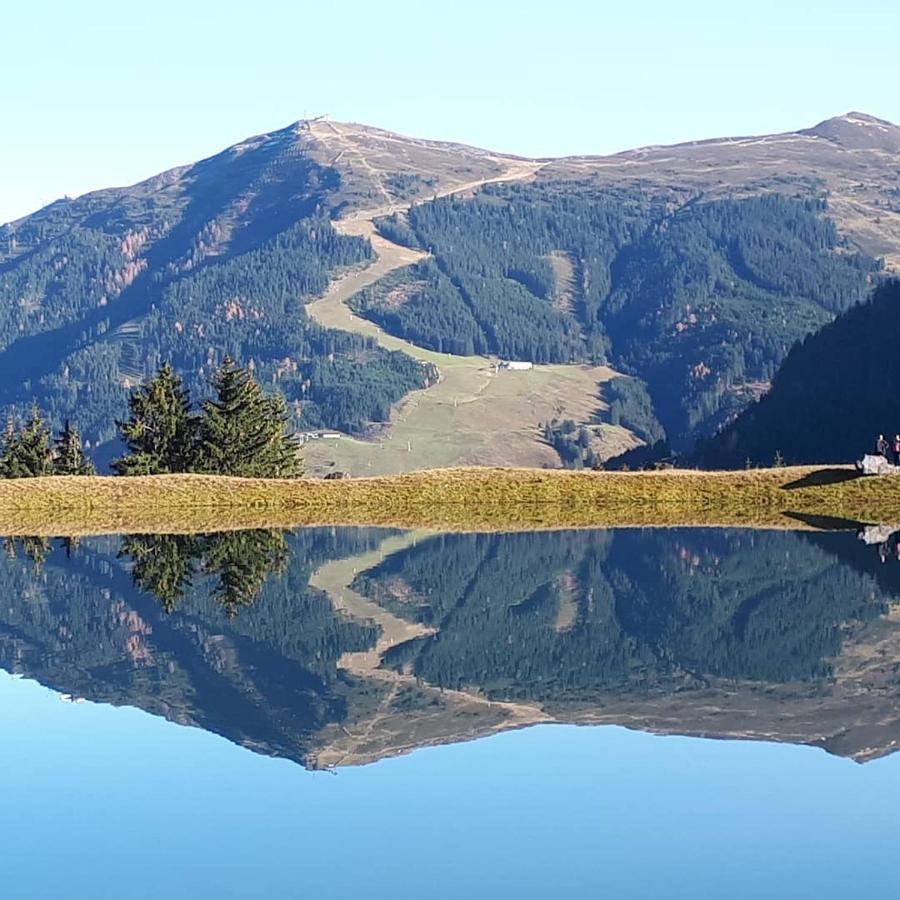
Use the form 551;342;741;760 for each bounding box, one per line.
9;111;898;229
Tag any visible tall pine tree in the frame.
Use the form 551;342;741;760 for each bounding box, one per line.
53;420;95;475
113;364;196;475
1;406;52;478
196;358;303;478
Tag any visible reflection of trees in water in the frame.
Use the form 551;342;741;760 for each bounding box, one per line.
121;534;200;613
2;530;290;615
5;525;900;766
360;529;900;696
5;536;87;570
4;536;52;570
120;530;289;617
202;530;289;616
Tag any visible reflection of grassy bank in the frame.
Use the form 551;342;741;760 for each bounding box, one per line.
0;466;895;536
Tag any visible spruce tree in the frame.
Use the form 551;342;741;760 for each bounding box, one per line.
113;364;196;475
2;406;52;478
118;529;287;616
53;421;95;475
196;358;303;478
0;417;15;478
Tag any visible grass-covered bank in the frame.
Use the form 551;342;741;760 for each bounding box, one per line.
0;466;896;535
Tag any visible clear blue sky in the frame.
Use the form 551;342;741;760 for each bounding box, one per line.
3;0;898;223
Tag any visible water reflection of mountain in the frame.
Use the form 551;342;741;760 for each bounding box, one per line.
2;526;900;768
0;529;390;767
361;529;893;689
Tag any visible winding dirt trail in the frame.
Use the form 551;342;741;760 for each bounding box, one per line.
303;156;637;475
305;154;545;340
308;531;436;672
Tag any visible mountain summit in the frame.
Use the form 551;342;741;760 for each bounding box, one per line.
802;111;900;151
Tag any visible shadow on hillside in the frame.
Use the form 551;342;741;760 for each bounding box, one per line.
782;469;862;490
782;511;870;531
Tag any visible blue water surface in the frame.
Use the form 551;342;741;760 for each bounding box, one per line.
2;671;897;900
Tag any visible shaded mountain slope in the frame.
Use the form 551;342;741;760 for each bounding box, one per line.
698;280;900;466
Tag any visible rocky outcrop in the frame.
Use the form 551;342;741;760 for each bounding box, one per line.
857;454;900;476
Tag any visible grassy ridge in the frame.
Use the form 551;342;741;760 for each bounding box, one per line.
0;466;896;535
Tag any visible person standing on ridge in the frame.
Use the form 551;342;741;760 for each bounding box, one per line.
877;434;889;458
892;434;900;467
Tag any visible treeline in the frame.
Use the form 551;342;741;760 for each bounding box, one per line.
0;359;304;479
374;182;649;363
602;376;665;444
0;413;94;478
542;419;603;469
697;279;900;467
350;260;490;356
605;194;880;444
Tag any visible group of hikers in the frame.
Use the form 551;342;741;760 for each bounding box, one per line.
875;434;900;466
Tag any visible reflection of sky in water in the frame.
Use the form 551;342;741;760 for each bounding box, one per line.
2;672;898;900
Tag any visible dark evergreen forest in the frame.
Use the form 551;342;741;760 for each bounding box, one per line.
356;528;895;695
698;280;900;466
367;186;879;445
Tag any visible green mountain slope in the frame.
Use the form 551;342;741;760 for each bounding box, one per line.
0;129;438;455
1;113;898;460
369;189;879;442
698;279;900;466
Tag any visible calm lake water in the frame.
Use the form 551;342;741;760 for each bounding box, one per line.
2;525;900;898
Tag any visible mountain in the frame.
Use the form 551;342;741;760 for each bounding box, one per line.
698;279;900;466
1;114;898;467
